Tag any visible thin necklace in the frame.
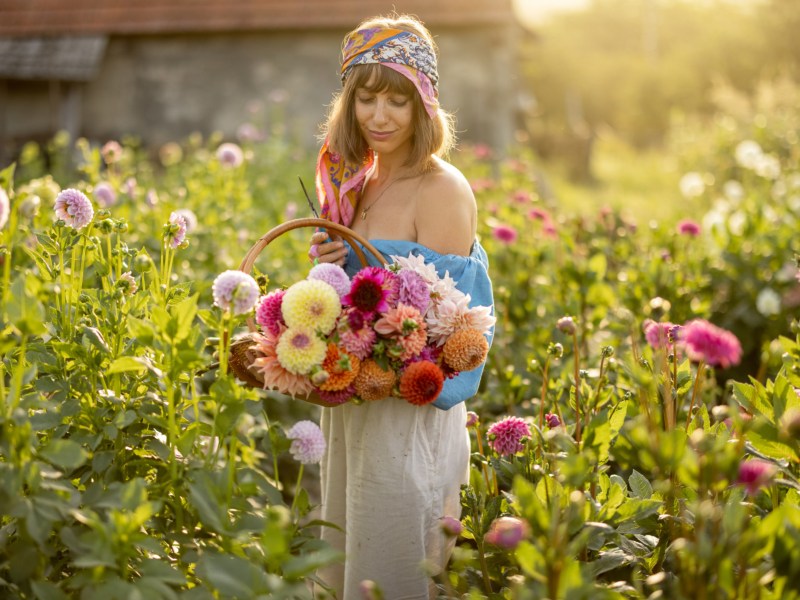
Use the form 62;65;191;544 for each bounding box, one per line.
359;173;412;220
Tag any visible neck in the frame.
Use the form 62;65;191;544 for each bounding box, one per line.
371;153;411;184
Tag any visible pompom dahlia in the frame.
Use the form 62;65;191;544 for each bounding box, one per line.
93;182;117;208
353;359;396;401
167;211;188;248
216;142;244;168
255;289;286;336
276;327;327;375
344;266;399;314
286;420;326;464
318;344;361;391
282;279;341;334
308;262;351;299
54;188;94;229
679;319;742;368
251;330;314;397
443;328;489;372
212;270;260;315
399;361;444;406
487;416;530;456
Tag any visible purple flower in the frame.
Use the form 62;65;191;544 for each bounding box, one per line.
484;516;530;550
123;177;137;197
166;211;188;249
680;319;742;368
677;219;701;236
216;142;244;168
465;411;479;428
492;224;517;244
556;316;576;335
396;269;431;314
255;289;286;335
212;270;260;315
286;420;326;464
487;416;531;456
54;188;94;229
308;262;351;299
93;182;117;208
344;266;399;315
644;320;676;350
737;459;776;496
0;187;8;230
545;413;560;428
440;516;463;537
172;208;198;233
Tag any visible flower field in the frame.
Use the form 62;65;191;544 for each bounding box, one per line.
1;98;799;599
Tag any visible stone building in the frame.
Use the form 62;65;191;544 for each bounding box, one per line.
0;0;521;163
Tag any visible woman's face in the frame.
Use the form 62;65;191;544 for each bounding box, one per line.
354;80;414;157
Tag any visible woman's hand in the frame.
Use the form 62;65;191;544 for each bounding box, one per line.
309;231;349;267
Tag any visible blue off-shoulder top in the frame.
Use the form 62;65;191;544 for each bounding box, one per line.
343;239;495;410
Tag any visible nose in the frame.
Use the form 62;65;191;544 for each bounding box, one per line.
373;99;389;125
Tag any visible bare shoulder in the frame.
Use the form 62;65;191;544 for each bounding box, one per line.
414;157;477;256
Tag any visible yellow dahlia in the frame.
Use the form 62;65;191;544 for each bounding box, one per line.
318;344;361;392
281;279;341;335
276;327;327;375
250;330;314;397
353;359;396;401
443;328;489;372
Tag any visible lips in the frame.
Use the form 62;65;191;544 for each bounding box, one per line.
368;130;394;141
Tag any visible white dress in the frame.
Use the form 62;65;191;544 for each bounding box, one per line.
317;399;470;599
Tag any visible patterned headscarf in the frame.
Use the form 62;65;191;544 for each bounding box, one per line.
316;27;439;226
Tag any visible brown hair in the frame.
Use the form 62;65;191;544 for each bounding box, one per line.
320;14;455;173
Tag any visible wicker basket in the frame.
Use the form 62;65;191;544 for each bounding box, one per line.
228;218;386;387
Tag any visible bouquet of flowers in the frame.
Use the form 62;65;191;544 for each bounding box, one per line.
246;254;495;406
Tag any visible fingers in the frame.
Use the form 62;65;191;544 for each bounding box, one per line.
308;232;348;266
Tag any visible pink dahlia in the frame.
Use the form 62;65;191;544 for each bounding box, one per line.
255;289;286;336
251;329;314;397
644;320;677;350
511;190;532;204
396;269;431;314
212;270;260;315
466;411;480;428
167;211;188;249
339;308;377;360
173;208;198;233
286;420;326;464
308;262;351;299
216;142;244;168
487;416;531;456
529;207;551;221
492;224;517;244
54;188;94;229
318;384;355;406
677;219;701;237
545;413;561;428
679;319;742;368
344;266;399;315
484;516;531;550
736;459;777;496
93;182;117;208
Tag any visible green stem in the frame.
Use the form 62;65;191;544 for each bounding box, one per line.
572;330;583;443
227;433;239;505
685;361;706;431
290;464;304;516
476;538;494;595
9;335;27;416
538;358;550;431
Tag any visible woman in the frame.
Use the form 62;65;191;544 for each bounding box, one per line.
309;14;494;599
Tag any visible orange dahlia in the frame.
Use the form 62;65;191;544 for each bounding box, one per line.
443;328;489;372
353;359;396;401
399;361;444;406
318;343;361;392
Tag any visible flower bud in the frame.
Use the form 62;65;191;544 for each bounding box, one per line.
556;316;576;335
440;516;463;538
545;413;560;428
134;254;152;272
484;516;530;550
465;411;479;428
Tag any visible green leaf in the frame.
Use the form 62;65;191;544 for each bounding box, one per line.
732;380;774;424
628;469;653;499
39;438;88;470
282;547;343;579
30;580;69;600
106;356;149;374
196;553;271;598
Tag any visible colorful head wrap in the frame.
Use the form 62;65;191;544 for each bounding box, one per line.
316;27;439;227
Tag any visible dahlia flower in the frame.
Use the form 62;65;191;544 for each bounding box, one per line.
677;219;701;236
93;182;117;208
286;420;326;464
282;279;341;334
443;328;489;372
545;413;561;428
172;208;198;233
318;384;355;406
492;224;517;244
484;516;531;550
396;269;431;314
318;344;361;391
644;320;677;350
216;142;244;168
101;140;123;164
426;293;495;346
308;262;351;299
276;327;327;375
390;253;439;286
465;411;480;428
255;289;286;336
54;188;94;229
116;271;137;296
399;361;444;406
344;266;399;314
212;270;260;315
737;459;777;496
353;359;396;401
339;308;378;360
0;187;8;230
374;304;424;337
679;319;742;368
251;330;314;397
487;416;531;456
166;211;188;249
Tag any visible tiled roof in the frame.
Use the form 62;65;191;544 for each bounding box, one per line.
0;0;515;37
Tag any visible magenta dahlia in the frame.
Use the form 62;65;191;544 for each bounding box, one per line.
679;319;742;368
344;266;398;315
255;289;286;336
487;416;531;456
